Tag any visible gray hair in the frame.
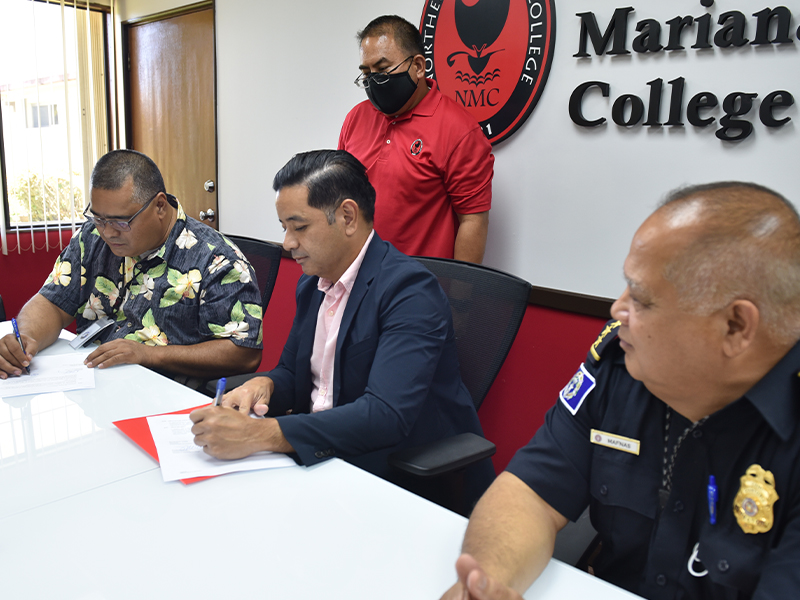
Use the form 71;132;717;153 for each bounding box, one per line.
658;182;800;345
90;149;166;204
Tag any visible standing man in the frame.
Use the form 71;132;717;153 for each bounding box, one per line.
190;150;494;505
441;182;800;600
339;15;494;263
0;150;262;385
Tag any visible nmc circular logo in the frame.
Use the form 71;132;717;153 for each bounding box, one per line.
420;0;556;145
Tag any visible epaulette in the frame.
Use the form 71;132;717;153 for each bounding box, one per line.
586;320;621;366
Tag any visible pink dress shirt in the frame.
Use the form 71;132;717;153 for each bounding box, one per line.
309;231;374;413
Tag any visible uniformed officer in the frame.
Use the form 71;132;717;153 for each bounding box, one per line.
441;182;800;600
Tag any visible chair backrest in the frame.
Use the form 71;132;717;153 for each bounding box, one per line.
224;235;283;310
415;257;531;411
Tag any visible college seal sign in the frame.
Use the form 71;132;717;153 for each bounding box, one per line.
733;464;779;534
420;0;556;145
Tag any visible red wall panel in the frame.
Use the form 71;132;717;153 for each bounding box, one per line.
0;230;73;318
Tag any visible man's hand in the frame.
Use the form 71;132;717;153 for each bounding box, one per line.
189;403;294;458
220;376;274;416
440;555;525;600
190;406;271;458
0;333;37;379
84;339;150;369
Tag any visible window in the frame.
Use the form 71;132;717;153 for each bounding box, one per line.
0;0;110;236
28;103;59;128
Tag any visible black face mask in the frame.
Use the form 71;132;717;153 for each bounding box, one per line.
365;70;417;115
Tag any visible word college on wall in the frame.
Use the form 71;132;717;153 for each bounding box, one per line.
569;1;796;142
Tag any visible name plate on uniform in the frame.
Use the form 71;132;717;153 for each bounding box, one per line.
590;429;640;456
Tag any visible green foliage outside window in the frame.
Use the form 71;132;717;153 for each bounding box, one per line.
7;171;84;224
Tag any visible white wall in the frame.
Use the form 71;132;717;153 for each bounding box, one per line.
117;0;186;21
211;0;800;299
215;0;417;246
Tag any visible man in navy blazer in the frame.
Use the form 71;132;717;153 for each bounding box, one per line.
191;150;494;503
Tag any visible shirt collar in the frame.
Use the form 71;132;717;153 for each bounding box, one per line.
135;199;187;263
317;230;375;294
742;338;800;441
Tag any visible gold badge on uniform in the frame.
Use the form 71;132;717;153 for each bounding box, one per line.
733;464;779;534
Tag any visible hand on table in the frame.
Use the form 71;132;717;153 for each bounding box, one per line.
440;554;525;600
0;333;37;379
84;339;150;369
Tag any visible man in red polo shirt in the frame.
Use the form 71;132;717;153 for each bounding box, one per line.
339;15;494;263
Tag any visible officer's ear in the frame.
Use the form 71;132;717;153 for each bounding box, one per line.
339;199;359;235
721;299;759;358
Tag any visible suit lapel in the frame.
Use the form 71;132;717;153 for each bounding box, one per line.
295;281;324;412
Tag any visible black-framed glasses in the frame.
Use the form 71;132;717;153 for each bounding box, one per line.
354;56;414;89
83;191;161;231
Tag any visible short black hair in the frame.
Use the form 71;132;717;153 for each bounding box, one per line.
357;15;424;56
272;150;376;224
90;149;166;204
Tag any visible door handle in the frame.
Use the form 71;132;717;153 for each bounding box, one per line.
199;209;216;222
204;180;215;193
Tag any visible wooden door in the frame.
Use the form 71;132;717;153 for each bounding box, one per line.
127;8;217;228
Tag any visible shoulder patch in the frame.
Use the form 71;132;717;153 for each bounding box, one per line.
559;363;596;416
588;320;621;365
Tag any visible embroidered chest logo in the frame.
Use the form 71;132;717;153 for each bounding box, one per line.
410;139;424;155
421;0;556;145
733;464;779;534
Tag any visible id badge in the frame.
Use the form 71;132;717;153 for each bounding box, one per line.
69;316;115;349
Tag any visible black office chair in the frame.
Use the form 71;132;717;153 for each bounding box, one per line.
224;234;283;311
0;294;6;321
202;236;283;395
552;506;601;568
388;257;531;513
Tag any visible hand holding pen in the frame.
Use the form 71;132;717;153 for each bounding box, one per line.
11;318;31;375
213;377;227;406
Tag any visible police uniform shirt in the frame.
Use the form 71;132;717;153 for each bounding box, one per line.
506;321;800;600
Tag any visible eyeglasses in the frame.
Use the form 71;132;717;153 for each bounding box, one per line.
354;56;414;89
83;191;161;231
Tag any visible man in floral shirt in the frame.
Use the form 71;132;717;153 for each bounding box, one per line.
0;150;262;385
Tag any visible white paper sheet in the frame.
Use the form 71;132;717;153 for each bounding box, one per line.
0;321;76;341
0;352;95;398
147;413;296;482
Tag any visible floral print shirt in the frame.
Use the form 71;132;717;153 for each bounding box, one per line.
39;201;263;351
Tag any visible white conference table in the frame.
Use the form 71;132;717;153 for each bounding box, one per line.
0;336;642;600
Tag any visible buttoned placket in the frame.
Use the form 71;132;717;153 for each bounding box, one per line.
311;281;346;412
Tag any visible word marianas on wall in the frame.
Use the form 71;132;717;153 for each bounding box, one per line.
569;1;796;141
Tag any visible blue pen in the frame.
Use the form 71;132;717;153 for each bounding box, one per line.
11;318;30;375
213;377;227;407
708;475;718;525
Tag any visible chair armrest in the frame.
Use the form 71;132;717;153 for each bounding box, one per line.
388;432;496;477
204;372;269;398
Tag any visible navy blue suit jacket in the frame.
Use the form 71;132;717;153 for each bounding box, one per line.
266;234;493;492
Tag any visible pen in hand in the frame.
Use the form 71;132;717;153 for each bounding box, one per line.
213;377;227;407
11;318;31;375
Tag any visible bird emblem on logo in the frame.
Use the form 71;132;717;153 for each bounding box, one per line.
447;0;510;82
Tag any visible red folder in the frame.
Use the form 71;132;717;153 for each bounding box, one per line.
113;404;214;484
